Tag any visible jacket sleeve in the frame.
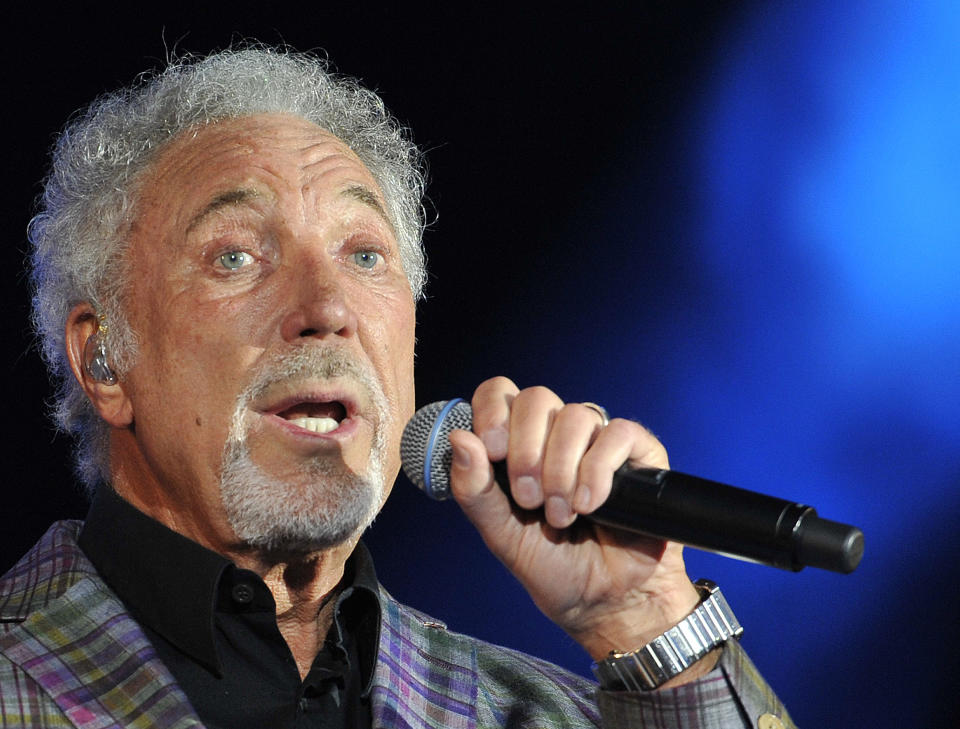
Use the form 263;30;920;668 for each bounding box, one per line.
596;641;796;729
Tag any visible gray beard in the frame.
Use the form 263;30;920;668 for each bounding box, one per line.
219;348;391;554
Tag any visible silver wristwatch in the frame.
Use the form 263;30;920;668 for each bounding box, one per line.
592;579;743;691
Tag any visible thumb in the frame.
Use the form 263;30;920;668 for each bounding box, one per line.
447;429;518;556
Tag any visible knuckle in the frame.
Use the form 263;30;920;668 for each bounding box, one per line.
596;418;635;446
609;417;656;445
473;376;518;404
605;417;634;434
607;417;670;467
557;401;588;422
472;377;517;424
482;375;517;392
540;457;576;493
578;447;612;480
515;385;561;409
507;445;542;476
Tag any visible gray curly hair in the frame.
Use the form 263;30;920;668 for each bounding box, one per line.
28;47;427;491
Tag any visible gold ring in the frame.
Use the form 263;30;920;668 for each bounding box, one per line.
580;402;610;427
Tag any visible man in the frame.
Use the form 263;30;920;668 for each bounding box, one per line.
1;48;794;728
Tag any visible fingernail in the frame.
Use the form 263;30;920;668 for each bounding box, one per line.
480;426;508;458
514;475;541;506
545;495;573;526
450;442;470;469
573;484;591;512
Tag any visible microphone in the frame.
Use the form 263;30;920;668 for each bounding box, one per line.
400;399;864;574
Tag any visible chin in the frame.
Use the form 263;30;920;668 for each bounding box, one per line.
218;344;395;555
219;438;386;555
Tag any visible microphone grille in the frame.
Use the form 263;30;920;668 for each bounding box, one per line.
400;399;473;500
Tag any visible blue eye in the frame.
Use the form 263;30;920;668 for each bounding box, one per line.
353;251;380;269
219;251;251;270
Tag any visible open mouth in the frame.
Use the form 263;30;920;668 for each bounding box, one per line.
274;401;348;434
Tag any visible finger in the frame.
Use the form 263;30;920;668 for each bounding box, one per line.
540;403;609;528
575;418;670;515
446;428;518;558
470;376;520;462
505;386;564;510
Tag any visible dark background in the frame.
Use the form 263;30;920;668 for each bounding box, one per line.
4;4;958;727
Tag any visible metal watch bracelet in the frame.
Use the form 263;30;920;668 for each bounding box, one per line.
592;579;743;691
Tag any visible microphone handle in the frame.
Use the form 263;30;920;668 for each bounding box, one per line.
490;462;863;574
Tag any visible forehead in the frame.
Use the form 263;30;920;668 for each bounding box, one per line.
134;113;387;228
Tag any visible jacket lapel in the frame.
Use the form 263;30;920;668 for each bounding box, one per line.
1;523;203;729
371;591;478;729
6;524;484;729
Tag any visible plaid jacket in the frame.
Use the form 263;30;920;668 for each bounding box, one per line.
1;522;794;728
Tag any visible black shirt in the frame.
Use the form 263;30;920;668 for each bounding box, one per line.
78;486;380;729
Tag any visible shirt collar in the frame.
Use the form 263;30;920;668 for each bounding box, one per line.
78;485;382;691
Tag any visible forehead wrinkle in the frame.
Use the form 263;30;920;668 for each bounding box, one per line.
295;156;394;231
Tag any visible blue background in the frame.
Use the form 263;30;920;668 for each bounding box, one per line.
4;4;957;726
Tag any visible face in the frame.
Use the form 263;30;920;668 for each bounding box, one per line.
112;114;417;555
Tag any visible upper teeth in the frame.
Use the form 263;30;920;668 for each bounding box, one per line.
288;417;339;434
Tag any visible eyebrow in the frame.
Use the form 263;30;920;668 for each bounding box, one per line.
341;184;393;229
185;184;393;233
186;188;261;233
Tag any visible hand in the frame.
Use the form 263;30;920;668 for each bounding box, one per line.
446;377;706;675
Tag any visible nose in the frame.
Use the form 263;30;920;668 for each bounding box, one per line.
279;254;359;342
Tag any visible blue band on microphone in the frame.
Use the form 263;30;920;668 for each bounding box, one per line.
423;398;464;498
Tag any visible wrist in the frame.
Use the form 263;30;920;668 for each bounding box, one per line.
592;579;742;691
576;579;702;662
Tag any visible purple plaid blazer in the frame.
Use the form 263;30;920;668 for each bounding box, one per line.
1;522;794;728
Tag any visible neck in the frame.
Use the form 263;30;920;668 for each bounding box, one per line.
235;540;359;679
233;538;357;616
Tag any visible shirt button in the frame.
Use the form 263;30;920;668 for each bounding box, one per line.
757;714;785;729
231;582;255;604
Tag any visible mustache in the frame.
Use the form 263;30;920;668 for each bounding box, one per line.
228;346;392;444
242;347;384;406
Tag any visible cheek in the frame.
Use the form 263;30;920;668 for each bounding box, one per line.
359;300;416;433
167;290;275;351
394;341;416;419
131;293;268;411
374;304;416;404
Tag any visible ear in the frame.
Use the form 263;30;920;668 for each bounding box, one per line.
65;303;134;428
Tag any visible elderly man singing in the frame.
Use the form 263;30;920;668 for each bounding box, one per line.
0;49;794;728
